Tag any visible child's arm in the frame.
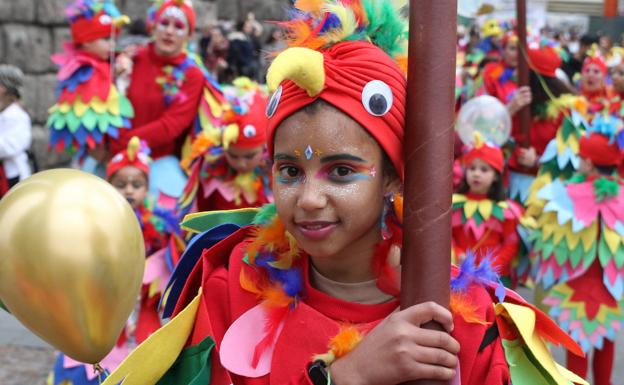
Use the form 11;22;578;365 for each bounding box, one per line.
117;68;205;151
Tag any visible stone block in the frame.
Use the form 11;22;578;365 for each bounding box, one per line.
37;0;67;25
22;74;57;125
0;0;36;23
1;25;53;73
12;0;37;22
52;27;71;54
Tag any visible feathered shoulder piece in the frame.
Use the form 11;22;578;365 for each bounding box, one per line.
278;0;408;71
452;193;523;225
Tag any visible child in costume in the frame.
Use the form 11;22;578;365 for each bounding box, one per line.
178;78;272;216
102;2;585;385
47;0;133;169
530;119;624;385
50;137;180;385
452;133;524;288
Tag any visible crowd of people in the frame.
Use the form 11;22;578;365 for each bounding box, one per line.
2;0;624;385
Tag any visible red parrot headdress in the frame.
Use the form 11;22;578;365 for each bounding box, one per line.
147;0;196;34
265;0;408;180
106;136;152;179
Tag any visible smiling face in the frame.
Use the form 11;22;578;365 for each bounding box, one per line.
272;102;398;264
465;158;497;195
109;166;148;209
153;8;190;57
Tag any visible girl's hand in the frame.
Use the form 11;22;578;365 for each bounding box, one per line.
115;53;133;76
517;146;537;168
330;302;459;385
507;86;532;116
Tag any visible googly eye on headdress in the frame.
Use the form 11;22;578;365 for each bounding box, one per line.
111;153;124;163
243;124;257;138
266;85;282;118
361;80;393;117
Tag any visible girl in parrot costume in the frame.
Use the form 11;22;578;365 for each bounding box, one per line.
529;116;624;385
101;2;585;385
47;0;133;164
452;133;525;288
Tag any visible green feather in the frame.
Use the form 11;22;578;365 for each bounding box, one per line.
252;204;277;225
98;112;111;133
110;114;123;128
53;113;67;130
120;96;135;118
66;112;81;133
81;109;98;131
362;0;407;59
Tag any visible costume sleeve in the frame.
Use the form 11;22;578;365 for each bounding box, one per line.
118;67;204;151
0;109;31;159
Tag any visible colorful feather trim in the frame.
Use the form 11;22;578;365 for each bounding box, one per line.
278;0;407;72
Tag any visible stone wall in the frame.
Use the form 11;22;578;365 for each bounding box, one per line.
0;0;218;169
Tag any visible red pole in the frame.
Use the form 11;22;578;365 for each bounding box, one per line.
605;0;618;17
401;0;456;383
516;0;531;148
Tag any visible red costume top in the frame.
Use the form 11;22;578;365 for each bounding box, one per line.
452;192;523;276
508;112;563;174
111;44;204;159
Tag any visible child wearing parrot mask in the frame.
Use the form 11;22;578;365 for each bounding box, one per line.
101;2;585;385
47;0;133;171
50;137;180;385
178;78;272;216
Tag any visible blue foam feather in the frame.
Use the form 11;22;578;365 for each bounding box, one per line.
451;251;505;302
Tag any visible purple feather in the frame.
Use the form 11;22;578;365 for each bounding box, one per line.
451;251;506;302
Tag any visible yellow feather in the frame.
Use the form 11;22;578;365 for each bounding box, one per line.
464;200;478;218
603;226;621;254
73;97;88;117
321;4;357;43
222;124;239;150
127;136;140;162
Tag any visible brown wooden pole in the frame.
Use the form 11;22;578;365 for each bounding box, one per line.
516;0;531;147
401;0;456;384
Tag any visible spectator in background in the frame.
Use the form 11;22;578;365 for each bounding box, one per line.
227;20;258;80
0;64;32;197
261;27;286;79
203;25;230;81
561;33;599;80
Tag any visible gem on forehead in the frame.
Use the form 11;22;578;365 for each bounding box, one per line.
305;145;313;160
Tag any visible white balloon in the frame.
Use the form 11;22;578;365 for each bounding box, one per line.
456;95;511;147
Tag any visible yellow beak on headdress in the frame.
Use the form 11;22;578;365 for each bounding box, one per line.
266;47;326;97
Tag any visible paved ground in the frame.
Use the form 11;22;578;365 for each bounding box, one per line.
1;289;623;384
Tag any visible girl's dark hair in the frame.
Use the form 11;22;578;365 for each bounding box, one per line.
456;169;507;201
529;70;575;113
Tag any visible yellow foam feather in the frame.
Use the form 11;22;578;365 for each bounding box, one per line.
464;200;478;218
205;88;225;118
580;222;597;252
496;302;588;385
267;47;325;96
59;103;71;114
222;124;239;150
101;291;202;385
452;194;467;204
478;200;493;220
73;97;89;117
603;226;622;254
105;87;120;115
91;97;107;114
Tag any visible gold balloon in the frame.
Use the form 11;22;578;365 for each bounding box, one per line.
0;169;145;363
